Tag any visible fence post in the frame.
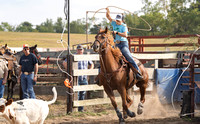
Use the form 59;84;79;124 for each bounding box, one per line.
72;61;78;112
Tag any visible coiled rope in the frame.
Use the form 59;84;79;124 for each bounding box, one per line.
92;6;152;31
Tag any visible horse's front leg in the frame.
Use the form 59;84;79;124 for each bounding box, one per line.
11;80;17;99
7;80;11;100
118;87;136;118
123;92;133;119
103;85;125;123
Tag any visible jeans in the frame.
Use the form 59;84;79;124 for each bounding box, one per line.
116;42;142;77
78;79;88;111
20;73;35;99
0;79;5;98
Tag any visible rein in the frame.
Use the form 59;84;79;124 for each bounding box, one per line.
99;55;124;82
94;33;125;83
32;49;41;60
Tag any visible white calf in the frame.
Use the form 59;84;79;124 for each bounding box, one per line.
0;87;57;124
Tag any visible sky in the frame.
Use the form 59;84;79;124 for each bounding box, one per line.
0;0;152;26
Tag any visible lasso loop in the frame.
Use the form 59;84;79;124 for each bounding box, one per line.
92;6;152;31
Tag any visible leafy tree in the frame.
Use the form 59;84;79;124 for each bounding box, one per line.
54;17;65;33
125;1;166;36
69;19;85;33
90;24;101;34
15;21;34;32
166;0;200;35
1;22;14;31
0;25;4;31
36;19;54;32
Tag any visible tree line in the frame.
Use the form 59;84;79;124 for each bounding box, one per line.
0;0;200;36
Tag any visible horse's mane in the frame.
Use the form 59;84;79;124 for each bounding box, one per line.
111;45;123;63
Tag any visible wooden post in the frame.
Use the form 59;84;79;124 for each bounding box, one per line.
72;61;78;112
190;54;195;117
142;38;144;52
139;38;141;52
154;59;158;69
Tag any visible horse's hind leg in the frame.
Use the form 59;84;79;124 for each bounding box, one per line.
103;86;124;123
137;81;147;115
118;87;135;118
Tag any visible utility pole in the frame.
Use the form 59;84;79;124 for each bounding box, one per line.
65;0;73;114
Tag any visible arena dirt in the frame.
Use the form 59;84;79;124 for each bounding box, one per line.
0;93;200;124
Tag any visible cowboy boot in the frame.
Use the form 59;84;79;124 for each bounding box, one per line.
129;64;144;81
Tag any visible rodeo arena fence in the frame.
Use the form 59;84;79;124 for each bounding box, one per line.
67;34;200;117
5;34;200;117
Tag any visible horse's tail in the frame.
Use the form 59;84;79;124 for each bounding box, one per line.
47;87;57;105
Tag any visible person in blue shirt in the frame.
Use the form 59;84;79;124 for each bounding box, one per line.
63;45;94;112
106;8;143;81
17;44;38;99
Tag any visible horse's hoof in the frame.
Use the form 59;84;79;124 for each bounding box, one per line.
123;114;128;119
137;102;144;115
129;112;136;117
126;109;136;118
137;108;143;115
119;118;125;124
127;110;136;118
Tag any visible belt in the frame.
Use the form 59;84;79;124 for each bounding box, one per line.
115;40;124;44
23;72;34;75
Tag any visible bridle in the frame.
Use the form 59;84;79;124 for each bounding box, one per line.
93;33;110;53
93;32;125;83
30;48;41;60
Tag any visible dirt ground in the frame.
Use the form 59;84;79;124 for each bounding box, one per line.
0;94;200;124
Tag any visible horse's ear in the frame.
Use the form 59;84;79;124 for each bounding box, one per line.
99;28;103;33
5;44;7;48
34;44;37;48
105;27;108;34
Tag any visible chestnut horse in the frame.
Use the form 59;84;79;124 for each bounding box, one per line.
92;28;149;123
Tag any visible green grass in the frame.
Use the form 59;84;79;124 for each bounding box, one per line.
0;31;199;51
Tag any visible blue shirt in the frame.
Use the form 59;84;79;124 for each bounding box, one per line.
19;53;38;72
78;60;93;81
111;21;128;43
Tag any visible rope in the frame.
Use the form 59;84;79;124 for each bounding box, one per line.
171;47;200;111
92;6;152;31
55;0;74;95
38;56;50;74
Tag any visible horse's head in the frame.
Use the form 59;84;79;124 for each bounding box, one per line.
0;44;11;55
92;27;114;53
29;44;43;65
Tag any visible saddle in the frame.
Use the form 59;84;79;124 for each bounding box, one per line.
119;55;143;82
119;55;142;69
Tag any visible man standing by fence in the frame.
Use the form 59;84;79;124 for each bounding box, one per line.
17;44;38;99
63;44;94;112
0;58;8;98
